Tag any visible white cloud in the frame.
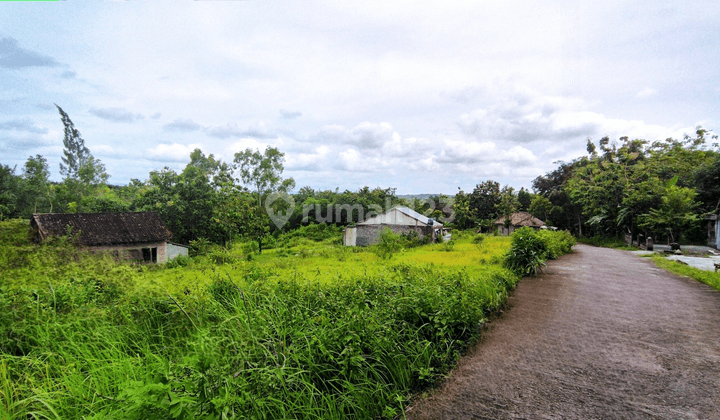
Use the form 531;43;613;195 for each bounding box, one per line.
285;145;330;171
0;119;48;134
207;121;272;139
279;109;302;119
90;107;144;123
163;118;203;132
636;87;658;99
147;143;203;162
1;2;717;191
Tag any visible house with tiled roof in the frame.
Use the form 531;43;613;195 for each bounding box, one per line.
493;211;546;236
31;212;187;263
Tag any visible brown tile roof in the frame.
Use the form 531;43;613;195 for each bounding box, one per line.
31;212;173;246
493;211;545;228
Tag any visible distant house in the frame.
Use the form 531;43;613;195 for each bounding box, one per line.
343;206;447;246
493;211;546;236
31;212;188;263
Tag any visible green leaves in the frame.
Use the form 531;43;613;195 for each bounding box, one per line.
503;227;575;276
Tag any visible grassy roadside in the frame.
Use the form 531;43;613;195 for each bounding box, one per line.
649;254;720;292
577;236;639;251
0;221;575;419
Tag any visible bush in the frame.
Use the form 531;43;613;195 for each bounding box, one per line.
188;238;212;257
372;228;404;259
504;228;576;276
166;254;191;268
472;234;486;247
536;229;576;259
503;227;547;276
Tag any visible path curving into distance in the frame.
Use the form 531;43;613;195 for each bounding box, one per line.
406;244;720;419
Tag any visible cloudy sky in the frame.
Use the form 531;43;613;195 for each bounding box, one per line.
1;1;718;194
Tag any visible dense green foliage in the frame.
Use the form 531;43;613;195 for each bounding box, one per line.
0;220;524;419
503;227;576;276
531;128;719;242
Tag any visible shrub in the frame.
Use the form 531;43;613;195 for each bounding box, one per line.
536;229;576;259
188;238;212;257
372;228;403;259
400;230;431;248
166;254;191;268
504;228;576;276
472;234;486;247
503;227;548;276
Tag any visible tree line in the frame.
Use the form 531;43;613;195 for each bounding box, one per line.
1;106;426;248
3;105;717;246
454;128;719;243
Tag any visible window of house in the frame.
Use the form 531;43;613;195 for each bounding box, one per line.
142;247;158;263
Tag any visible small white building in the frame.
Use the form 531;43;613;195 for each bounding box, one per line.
343;206;445;246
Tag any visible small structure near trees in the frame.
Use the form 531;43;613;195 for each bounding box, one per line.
343;206;445;246
493;211;546;236
707;214;720;249
31;211;187;263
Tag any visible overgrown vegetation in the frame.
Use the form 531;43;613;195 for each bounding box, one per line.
503;227;576;276
0;220;551;419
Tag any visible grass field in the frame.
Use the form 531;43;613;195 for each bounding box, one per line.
0;220;549;419
649;254;720;292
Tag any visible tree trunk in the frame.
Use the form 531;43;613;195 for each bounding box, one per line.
577;214;583;237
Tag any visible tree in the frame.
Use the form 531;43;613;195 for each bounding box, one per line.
496;185;518;229
469;180;501;224
233;147;295;253
637;178;698;243
694;155;720;213
517;187;532;211
529;195;554;222
56;104;91;180
452;189;476;229
0;164;20;220
22;154;51;214
55;105;110;212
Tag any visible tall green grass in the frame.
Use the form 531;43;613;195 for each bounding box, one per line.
0;222;520;419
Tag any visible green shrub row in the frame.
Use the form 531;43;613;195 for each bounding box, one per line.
503;227;576;276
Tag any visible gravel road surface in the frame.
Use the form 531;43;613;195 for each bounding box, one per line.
406;244;720;419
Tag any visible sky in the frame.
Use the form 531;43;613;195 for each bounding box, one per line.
1;0;719;194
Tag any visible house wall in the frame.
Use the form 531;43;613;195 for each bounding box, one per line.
90;241;168;263
355;224;433;246
167;243;189;260
496;225;516;236
343;226;357;246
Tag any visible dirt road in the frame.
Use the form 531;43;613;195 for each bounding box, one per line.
407;244;720;419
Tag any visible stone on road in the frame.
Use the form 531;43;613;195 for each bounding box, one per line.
407;244;720;419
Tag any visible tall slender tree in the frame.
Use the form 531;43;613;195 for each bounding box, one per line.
55;104;91;180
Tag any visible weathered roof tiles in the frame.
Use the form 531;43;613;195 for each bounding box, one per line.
31;212;173;246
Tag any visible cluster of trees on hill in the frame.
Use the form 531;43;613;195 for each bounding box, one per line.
460;128;719;244
3;105;718;246
541;129;720;243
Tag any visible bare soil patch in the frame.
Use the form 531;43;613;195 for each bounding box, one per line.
407;244;720;419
